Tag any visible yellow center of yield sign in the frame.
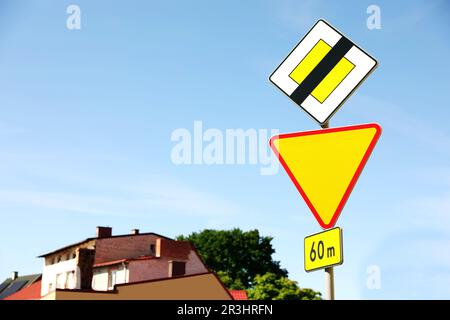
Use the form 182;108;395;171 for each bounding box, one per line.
270;123;381;229
304;227;343;272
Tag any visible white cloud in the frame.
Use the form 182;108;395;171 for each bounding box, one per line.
349;94;450;154
405;192;450;227
360;231;450;299
0;178;242;219
390;166;450;230
0;190;116;215
0;121;26;135
121;179;242;217
387;0;446;31
416;167;450;187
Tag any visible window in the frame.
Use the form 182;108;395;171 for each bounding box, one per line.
149;244;155;255
169;261;186;277
108;270;117;290
72;252;76;259
56;273;65;289
65;272;70;288
65;271;75;289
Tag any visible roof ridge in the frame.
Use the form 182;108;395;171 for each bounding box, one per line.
38;232;174;257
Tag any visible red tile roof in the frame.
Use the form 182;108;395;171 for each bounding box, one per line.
4;280;42;300
229;290;248;300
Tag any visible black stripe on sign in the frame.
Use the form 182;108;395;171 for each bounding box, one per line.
290;36;354;105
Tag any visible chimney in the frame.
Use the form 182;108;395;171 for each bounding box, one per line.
11;271;18;280
155;238;162;257
96;226;112;238
77;249;95;290
131;229;139;235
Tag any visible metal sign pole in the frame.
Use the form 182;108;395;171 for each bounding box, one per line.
320;120;335;301
320;122;329;129
324;267;335;300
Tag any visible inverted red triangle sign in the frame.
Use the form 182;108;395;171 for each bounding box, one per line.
270;123;381;229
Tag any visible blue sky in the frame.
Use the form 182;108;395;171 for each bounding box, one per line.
0;0;449;299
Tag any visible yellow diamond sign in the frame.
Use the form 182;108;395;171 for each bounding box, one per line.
270;20;377;125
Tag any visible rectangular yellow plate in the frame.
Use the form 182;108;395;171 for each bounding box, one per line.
304;227;343;272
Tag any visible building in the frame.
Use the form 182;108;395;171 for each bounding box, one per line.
4;278;42;300
41;272;233;300
229;290;248;300
39;227;208;297
0;272;41;300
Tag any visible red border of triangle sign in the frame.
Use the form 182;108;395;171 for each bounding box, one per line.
269;20;381;229
269;124;381;229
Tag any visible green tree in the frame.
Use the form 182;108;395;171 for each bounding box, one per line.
248;272;322;300
216;271;245;290
177;229;287;288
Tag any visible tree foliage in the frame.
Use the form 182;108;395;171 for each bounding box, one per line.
216;271;245;290
248;272;322;300
177;229;287;288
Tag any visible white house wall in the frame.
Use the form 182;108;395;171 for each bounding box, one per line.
92;265;128;291
41;257;80;297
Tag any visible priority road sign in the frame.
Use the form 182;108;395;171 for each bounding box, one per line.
269;123;381;229
269;20;377;125
304;227;343;272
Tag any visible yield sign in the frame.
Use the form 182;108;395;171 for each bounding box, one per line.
270;123;381;229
